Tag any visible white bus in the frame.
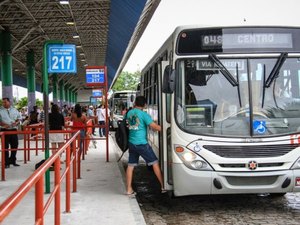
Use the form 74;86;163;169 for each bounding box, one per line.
140;25;300;196
109;90;136;129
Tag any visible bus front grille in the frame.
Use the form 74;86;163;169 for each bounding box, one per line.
225;176;278;186
219;162;284;168
203;144;299;158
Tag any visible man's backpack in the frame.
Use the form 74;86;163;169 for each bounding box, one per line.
115;118;129;162
35;159;45;170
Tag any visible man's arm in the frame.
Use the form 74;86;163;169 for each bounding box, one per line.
149;122;161;132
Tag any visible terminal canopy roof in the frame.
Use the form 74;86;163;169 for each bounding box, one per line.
0;0;160;93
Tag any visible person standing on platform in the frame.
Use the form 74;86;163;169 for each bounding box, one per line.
29;105;39;125
0;98;22;168
125;96;165;195
62;104;69;117
97;103;110;137
87;105;96;135
38;106;45;123
71;104;87;153
96;104;105;137
49;104;65;156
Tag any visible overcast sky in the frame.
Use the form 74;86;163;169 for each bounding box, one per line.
123;0;300;72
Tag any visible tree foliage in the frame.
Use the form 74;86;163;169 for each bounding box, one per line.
14;97;43;110
112;70;140;91
15;97;28;109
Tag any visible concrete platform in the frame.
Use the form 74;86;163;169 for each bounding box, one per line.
0;135;146;225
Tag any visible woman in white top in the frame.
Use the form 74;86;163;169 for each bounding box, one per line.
96;104;110;137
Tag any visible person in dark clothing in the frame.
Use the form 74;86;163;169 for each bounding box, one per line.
29;105;39;125
29;105;39;137
49;104;65;155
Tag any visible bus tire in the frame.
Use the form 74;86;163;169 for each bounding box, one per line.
270;193;286;197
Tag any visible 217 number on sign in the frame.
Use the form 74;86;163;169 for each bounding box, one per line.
51;56;73;70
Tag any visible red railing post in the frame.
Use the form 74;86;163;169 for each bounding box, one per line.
106;125;109;162
26;128;31;159
35;176;44;225
72;137;77;192
77;136;81;179
82;131;86;160
35;129;38;153
1;133;6;181
54;158;61;225
23;131;27;163
66;145;71;213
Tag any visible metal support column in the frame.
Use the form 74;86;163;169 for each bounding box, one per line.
27;49;36;113
52;74;58;105
59;80;65;109
1;28;13;101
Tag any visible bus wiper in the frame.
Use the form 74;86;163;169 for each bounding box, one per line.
236;63;242;107
264;53;288;87
262;64;266;108
209;54;238;86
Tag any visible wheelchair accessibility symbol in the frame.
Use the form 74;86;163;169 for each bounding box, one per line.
253;120;266;134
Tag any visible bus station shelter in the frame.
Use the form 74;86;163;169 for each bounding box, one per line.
0;1;161;224
0;0;160;105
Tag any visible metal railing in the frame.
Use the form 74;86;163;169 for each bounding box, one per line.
0;130;81;224
0;118;110;224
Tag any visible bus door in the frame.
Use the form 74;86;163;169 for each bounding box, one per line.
160;61;173;189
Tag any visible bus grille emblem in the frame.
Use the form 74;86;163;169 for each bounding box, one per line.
248;161;258;170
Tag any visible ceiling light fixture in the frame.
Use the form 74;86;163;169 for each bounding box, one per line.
66;21;75;25
73;34;80;38
59;0;69;5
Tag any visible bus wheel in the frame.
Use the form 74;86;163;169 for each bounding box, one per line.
167;191;175;198
270;193;286;197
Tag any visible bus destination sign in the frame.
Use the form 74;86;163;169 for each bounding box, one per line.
201;33;293;49
177;28;299;54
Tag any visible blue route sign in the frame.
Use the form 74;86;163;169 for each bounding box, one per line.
92;89;103;97
48;44;77;73
86;67;105;86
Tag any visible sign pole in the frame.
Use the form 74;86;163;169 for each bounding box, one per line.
43;40;63;193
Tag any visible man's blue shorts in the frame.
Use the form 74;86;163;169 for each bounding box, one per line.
128;143;158;167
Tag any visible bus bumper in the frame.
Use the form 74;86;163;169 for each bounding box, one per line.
172;163;300;196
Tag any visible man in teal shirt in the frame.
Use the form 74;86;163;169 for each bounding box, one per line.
125;96;165;195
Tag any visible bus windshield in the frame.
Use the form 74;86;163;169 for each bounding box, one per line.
175;56;300;137
110;91;136;116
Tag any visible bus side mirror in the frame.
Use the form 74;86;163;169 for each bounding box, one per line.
130;94;134;102
162;65;175;93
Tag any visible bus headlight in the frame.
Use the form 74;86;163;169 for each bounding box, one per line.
175;145;213;171
291;157;300;169
182;152;195;162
